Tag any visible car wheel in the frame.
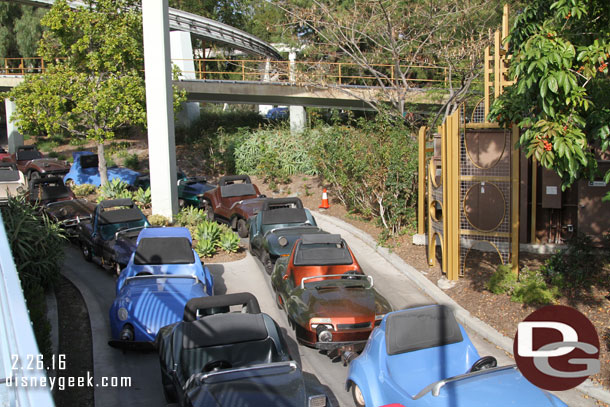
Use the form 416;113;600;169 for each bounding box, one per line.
351;383;366;407
29;171;41;181
204;202;215;221
237;218;248;238
260;251;273;275
178;198;185;208
275;293;283;310
114;263;123;276
161;373;177;403
81;242;92;262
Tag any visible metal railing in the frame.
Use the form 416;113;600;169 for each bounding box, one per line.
0;211;55;407
0;57;450;88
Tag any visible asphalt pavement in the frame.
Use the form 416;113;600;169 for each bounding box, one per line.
58;210;606;407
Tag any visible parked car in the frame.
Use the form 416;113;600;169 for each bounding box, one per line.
11;145;70;181
248;197;321;274
76;198;150;274
345;305;568;407
0;162;27;205
109;227;214;349
271;233;392;354
134;170;214;208
201;174;266;238
43;198;96;238
266;107;289;121
156;292;329;406
27;176;75;206
64;151;140;187
0;147;11;162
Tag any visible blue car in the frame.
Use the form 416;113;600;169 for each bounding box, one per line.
64;151;141;187
346;305;567;407
266;107;289;120
109;227;214;349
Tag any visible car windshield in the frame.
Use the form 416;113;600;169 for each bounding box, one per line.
16;150;42;161
307;275;370;290
293;241;353;266
99;219;146;240
80;154;99;169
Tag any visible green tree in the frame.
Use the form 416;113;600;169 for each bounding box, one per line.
0;3;45;59
490;0;610;193
7;0;186;185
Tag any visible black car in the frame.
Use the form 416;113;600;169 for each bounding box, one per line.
156;292;329;407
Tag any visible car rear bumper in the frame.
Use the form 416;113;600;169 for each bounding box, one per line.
107;339;156;351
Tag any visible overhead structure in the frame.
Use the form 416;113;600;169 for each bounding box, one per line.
10;0;282;59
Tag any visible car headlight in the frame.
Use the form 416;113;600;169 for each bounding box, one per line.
278;236;288;247
316;325;333;343
118;307;129;321
16;186;24;194
308;395;327;407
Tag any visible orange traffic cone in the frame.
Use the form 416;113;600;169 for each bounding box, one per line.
319;188;330;209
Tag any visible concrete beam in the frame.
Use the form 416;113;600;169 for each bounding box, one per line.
142;0;178;220
170;31;200;127
5;99;23;153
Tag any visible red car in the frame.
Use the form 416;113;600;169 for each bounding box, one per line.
11;145;70;181
201;174;266;237
271;233;392;355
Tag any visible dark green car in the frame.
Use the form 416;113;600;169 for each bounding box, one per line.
134;171;214;208
248;197;321;274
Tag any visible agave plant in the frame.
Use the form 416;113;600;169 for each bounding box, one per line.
195;237;217;258
217;229;240;253
175;206;206;228
195;220;222;245
132;187;151;208
97;179;131;202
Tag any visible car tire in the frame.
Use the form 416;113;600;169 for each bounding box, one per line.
81;242;92;262
275;293;283;310
178;198;185;209
260;251;273;275
351;383;366;407
237;218;248;238
29;171;41;181
161;374;177;403
204;202;215;221
114;263;123;276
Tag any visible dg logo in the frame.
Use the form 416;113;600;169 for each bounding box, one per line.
514;305;600;391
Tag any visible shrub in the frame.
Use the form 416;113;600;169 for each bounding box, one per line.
311;114;418;234
175;206;206;229
124;153;139;170
72;183;97;197
218;229;240;253
132;187;151;208
195;221;222;244
511;268;559;305
195;238;216;258
148;214;170;226
487;264;518;294
540;234;604;289
97;179;131;202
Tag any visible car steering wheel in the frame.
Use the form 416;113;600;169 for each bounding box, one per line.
203;360;232;372
469;356;497;372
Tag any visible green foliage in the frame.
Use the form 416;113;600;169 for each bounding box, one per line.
175;206;206;229
490;0;610;194
123;153;139;170
195;221;222;244
487;264;518;294
1;196;65;289
97;178;131;202
195;237;216;258
540;234;605;288
218;229;240;253
511;269;559;305
132;187;151;209
23;284;52;362
72;183;97;197
311;114;419;234
235;127;318;184
0;4;45;58
147;214;170;227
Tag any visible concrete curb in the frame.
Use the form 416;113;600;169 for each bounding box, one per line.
314;210;610;405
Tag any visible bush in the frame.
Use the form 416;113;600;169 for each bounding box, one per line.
218;229;240;253
311;114;418;234
97;179;131;202
148;214;170;226
234;127;318;183
123;153;140;170
23;284;52;361
487;264;518;294
72;183;97;197
511;269;559;305
175;206;206;229
195;221;222;244
540;234;605;289
195;238;216;258
132;187;151;209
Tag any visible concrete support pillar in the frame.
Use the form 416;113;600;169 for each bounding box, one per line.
142;0;178;220
170;30;200;127
288;52;306;133
258;58;272;116
5;99;23;153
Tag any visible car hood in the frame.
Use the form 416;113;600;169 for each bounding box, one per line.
231;198;266;217
27;158;70;171
298;285;379;319
186;363;308;407
181;181;214;196
44;199;95;222
264;226;321;256
117;278;207;336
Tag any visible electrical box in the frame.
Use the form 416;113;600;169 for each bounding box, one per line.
541;168;562;209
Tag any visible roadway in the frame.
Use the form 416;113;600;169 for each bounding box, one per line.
60;212;594;407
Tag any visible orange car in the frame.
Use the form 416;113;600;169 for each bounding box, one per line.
271;234;392;354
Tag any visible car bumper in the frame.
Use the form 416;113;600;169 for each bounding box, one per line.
314;340;368;352
107;339;156;351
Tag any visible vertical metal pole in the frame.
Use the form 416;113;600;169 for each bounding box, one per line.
494;30;501;98
418;126;427;235
428;164;436;266
484;47;491;122
142;0;178;220
447;111;460;280
511;125;520;275
531;157;538;243
338;63;342;85
441;122;448;275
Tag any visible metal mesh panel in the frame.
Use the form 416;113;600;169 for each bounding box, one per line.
471;99;486;123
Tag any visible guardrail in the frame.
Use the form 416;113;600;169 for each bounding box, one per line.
0;211;55;407
0;57;450;88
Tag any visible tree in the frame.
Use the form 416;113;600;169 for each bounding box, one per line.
490;0;610;193
273;0;515;125
7;0;186;185
0;3;45;59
